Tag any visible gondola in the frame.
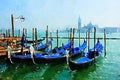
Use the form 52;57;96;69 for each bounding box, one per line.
16;33;49;51
34;41;87;63
34;40;52;51
26;38;45;44
8;41;87;64
25;40;52;52
68;40;103;70
16;38;45;46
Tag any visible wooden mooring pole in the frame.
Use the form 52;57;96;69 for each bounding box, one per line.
68;30;70;43
25;28;27;38
35;28;37;44
32;28;35;46
78;30;80;46
70;28;72;42
88;29;90;51
11;14;14;37
23;28;25;34
46;25;48;46
18;29;20;37
70;28;73;55
56;29;59;47
69;28;72;55
6;30;8;37
86;29;88;42
104;29;106;57
50;32;52;51
8;29;10;37
25;28;27;46
94;27;96;65
6;29;8;37
72;28;75;48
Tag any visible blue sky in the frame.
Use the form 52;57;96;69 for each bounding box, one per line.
0;0;120;30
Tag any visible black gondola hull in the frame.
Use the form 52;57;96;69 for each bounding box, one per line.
69;59;93;70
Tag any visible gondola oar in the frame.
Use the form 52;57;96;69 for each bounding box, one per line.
30;45;37;64
65;50;70;70
66;50;69;65
21;32;26;54
7;46;14;64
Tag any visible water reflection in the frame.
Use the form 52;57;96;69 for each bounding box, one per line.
55;70;73;80
0;62;7;73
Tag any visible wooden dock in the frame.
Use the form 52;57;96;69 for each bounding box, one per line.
0;37;21;56
0;46;7;56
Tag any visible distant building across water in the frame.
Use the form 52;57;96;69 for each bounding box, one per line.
59;16;120;33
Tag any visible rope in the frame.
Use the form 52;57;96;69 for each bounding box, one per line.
7;46;14;64
30;45;37;64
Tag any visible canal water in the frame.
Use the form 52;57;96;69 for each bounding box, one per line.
0;32;120;80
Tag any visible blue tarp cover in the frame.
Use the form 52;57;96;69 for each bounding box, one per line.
75;57;91;63
13;54;31;59
74;41;103;63
35;40;52;50
35;53;62;58
72;41;87;54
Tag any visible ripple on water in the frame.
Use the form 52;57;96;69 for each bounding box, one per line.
23;65;49;80
55;70;72;80
0;63;7;73
88;62;120;80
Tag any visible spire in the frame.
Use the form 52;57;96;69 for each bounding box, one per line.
78;16;81;30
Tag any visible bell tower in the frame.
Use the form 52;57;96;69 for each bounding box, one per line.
78;16;81;31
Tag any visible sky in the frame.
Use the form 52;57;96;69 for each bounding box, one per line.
0;0;120;30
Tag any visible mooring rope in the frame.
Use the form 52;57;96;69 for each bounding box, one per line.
30;45;37;64
7;46;14;64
